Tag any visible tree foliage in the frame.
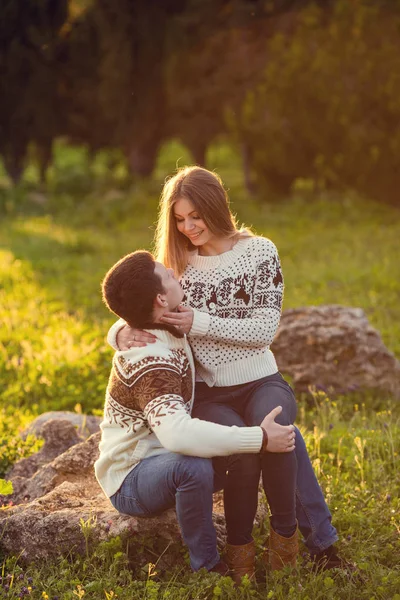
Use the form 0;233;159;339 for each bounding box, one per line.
229;0;400;204
0;0;68;182
1;0;400;204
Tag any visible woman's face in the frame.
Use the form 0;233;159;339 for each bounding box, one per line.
173;197;215;247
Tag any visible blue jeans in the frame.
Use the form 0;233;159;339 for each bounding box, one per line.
110;452;222;571
194;373;338;554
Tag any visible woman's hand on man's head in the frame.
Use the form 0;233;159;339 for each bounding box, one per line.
116;325;157;350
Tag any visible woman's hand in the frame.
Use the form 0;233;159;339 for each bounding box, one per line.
260;406;296;453
116;325;157;350
160;305;194;335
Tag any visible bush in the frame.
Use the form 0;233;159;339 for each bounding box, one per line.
229;1;400;204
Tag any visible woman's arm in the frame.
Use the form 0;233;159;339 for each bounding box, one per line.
163;239;284;348
107;319;156;350
107;318;127;350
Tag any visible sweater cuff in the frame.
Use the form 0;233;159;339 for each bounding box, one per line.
189;308;211;337
237;426;263;452
107;318;127;350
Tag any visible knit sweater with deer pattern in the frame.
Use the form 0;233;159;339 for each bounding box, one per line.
182;236;283;386
95;329;263;498
108;237;283;388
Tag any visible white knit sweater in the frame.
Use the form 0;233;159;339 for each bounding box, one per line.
95;329;262;497
182;236;282;385
108;236;283;387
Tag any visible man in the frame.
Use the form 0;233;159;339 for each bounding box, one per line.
95;250;296;576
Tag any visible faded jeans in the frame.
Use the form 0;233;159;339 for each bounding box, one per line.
110;452;222;571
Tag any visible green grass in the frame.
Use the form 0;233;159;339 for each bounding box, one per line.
1;140;400;598
1;395;399;599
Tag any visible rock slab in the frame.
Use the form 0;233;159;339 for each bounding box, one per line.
272;305;400;397
0;422;227;564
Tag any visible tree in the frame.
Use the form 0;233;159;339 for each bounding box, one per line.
229;0;400;204
0;0;68;183
90;0;187;177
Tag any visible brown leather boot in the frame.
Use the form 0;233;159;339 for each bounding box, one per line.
225;540;256;585
268;526;298;571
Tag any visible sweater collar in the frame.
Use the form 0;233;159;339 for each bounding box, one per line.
187;238;248;270
144;328;187;348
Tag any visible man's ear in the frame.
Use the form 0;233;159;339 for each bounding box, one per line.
155;293;168;308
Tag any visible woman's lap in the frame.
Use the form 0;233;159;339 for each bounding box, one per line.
193;373;298;541
244;376;297;426
194;372;297;426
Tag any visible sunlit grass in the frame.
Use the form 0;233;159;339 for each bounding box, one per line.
1;141;400;598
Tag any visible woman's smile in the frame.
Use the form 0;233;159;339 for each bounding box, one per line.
187;230;204;241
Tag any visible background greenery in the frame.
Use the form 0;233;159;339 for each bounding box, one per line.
1;140;399;599
1;0;400;596
2;0;400;204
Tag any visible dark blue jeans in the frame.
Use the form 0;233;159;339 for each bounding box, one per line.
193;373;297;544
110;452;221;571
193;372;338;553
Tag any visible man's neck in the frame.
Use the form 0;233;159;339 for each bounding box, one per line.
152;304;178;323
143;321;184;339
139;305;182;338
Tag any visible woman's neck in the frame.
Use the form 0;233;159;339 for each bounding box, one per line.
198;236;236;256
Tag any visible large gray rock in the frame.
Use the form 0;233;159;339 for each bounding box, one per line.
6;425;101;503
0;424;228;564
5;303;395;563
7;419;82;481
272;305;400;397
23;411;101;440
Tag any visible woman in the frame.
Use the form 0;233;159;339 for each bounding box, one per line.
109;166;339;580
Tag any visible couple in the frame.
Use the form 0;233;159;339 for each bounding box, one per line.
95;166;341;582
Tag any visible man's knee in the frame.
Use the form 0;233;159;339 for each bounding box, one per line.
178;455;215;486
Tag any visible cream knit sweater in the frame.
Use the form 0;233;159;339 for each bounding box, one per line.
108;236;283;387
95;329;262;498
182;236;282;385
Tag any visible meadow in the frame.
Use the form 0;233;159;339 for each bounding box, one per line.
0;141;399;599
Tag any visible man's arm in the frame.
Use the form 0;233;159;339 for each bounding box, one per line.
132;365;262;456
133;365;294;456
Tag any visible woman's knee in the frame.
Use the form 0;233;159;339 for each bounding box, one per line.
270;400;294;426
226;452;261;478
247;391;295;426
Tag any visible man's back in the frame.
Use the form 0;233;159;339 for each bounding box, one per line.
95;330;195;497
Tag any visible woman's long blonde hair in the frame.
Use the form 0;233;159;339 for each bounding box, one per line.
154;166;253;276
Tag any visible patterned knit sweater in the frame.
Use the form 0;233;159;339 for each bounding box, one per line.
95;329;262;498
182;236;283;386
108;236;283;387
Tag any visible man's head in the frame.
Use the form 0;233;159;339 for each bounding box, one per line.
102;250;184;330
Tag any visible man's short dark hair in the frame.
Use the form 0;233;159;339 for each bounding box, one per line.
102;251;164;329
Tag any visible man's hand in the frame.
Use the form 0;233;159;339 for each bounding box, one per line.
260;406;296;453
116;325;156;350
